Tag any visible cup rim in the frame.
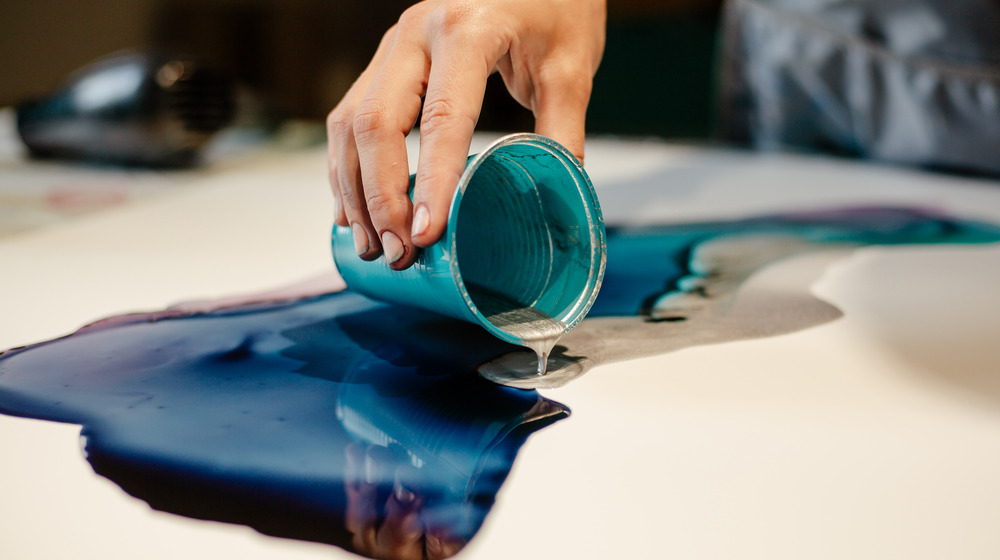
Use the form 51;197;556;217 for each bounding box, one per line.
444;133;608;345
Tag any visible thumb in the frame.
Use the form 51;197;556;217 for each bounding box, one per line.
532;72;591;164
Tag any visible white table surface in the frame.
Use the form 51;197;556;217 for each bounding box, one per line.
2;134;1000;560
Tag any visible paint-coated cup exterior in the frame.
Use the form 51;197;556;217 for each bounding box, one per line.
331;133;606;346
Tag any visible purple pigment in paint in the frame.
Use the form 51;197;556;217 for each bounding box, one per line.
0;206;997;558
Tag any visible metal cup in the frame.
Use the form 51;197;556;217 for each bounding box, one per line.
331;133;607;346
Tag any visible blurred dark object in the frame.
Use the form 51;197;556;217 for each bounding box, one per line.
721;0;1000;176
3;1;724;142
151;1;410;124
149;0;724;136
589;2;723;139
16;50;235;167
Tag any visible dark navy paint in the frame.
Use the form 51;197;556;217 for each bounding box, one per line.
0;207;997;558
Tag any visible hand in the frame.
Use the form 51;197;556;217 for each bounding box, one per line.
327;0;606;269
344;442;466;559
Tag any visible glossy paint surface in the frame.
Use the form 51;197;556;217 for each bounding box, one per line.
1;206;996;558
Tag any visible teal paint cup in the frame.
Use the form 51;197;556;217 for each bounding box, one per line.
331;133;606;346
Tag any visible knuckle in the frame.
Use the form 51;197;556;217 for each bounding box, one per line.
538;65;593;110
380;23;399;44
352;101;389;141
419;97;472;136
420;97;454;127
396;5;427;34
340;182;364;211
415;166;457;192
371;24;400;60
365;190;404;222
326;108;354;141
433;0;479;35
543;63;592;94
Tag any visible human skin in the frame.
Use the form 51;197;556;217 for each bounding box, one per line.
326;0;606;270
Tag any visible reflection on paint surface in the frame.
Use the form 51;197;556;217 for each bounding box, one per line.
0;207;997;559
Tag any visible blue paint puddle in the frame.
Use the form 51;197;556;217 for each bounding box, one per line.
593;207;1000;316
0;206;997;558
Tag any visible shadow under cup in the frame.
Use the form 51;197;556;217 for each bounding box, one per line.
332;133;606;346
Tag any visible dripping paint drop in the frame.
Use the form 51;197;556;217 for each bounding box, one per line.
484;306;566;375
0;206;998;558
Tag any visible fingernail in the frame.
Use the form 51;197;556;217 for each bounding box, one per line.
426;534;442;555
351;223;369;255
364;452;378;484
332;196;340;219
381;231;404;264
394;481;416;505
411;204;430;238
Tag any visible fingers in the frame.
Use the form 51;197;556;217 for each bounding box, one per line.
354;23;431;269
425;530;466;560
330;174;347;226
345;445;428;560
411;35;492;247
327;97;352;229
328;0;604;267
327;27;398;260
338;119;383;259
375;467;426;560
344;442;379;556
532;64;591;165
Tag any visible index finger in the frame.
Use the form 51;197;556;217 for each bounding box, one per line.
410;37;493;247
344;442;379;555
353;33;429;269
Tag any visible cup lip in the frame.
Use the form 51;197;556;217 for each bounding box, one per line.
445;133;608;345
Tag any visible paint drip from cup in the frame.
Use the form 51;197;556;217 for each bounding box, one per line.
331;133;606;376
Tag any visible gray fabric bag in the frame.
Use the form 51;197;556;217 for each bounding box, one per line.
721;0;1000;175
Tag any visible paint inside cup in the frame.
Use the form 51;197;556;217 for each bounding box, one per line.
452;138;605;372
330;133;605;377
